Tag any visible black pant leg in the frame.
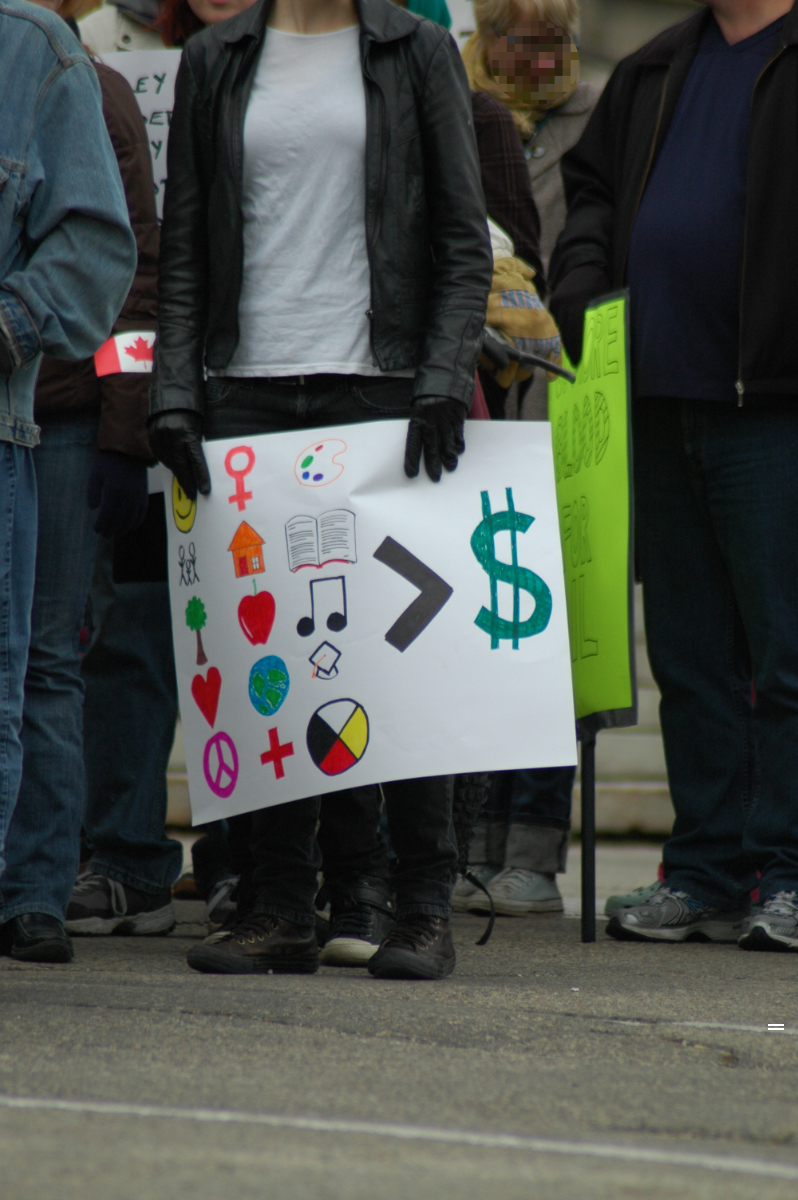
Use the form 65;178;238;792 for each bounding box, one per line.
382;775;456;920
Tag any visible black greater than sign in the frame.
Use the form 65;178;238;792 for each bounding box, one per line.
373;536;453;652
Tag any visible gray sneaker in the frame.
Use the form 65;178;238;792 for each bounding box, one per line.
452;865;500;912
606;885;748;943
604;880;664;919
468;866;564;915
66;872;175;936
739;891;798;952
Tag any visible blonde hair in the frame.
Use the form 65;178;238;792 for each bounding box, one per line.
473;0;579;39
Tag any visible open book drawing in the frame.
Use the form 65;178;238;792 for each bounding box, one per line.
285;510;357;572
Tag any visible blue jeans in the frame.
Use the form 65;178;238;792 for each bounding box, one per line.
479;767;575;873
81;538;183;894
204;374;458;922
1;416;99;920
0;440;37;887
634;398;798;908
485;768;575;832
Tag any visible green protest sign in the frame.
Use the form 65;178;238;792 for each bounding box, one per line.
547;292;636;729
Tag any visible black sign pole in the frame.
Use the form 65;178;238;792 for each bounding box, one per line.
581;732;597;943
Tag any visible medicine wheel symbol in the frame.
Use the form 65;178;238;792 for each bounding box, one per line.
306;699;369;776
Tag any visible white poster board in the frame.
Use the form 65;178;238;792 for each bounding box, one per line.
158;420;576;824
100;50;182;220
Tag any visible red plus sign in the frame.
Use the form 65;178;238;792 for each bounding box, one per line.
259;727;294;779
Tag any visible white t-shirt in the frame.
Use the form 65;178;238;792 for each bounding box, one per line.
225;26;386;378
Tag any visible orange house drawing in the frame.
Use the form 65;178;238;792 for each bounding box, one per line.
228;522;265;578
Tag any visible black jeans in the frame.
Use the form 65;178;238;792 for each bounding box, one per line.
203;374;457;925
222;787;391;907
634;398;798;908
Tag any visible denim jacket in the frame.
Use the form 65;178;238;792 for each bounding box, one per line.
0;0;137;447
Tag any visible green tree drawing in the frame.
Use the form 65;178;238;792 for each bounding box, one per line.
185;596;208;665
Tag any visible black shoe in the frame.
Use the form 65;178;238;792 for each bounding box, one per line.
319;877;396;967
186;909;319;975
2;913;74;963
368;914;455;980
66;872;175;936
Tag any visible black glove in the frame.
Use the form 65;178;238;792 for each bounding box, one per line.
147;409;210;500
549;264;611;365
404;396;467;483
87;451;149;538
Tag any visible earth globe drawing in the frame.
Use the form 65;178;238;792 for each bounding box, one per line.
248;656;290;717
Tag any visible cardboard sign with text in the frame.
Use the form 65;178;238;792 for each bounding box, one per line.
156;421;577;823
100;50;182;219
548;293;637;730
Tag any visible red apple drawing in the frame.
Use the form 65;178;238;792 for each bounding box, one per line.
238;591;275;645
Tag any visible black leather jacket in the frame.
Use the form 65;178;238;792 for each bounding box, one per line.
550;4;798;400
151;0;492;416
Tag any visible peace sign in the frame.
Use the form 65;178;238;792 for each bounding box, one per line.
203;731;239;798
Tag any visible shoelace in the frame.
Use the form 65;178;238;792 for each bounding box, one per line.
205;876;239;922
383;916;441;951
71;872;128;918
220;911;282;944
762;891;798;914
331;904;379;938
496;868;536;895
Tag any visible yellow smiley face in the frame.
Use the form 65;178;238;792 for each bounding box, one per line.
172;476;196;533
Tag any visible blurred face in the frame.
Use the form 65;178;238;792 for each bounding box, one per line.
486;19;572;100
187;0;258;24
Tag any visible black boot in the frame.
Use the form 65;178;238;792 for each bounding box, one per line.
2;913;74;963
368;914;455;980
319;876;396;967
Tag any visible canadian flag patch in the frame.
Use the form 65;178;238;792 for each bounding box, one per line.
94;331;155;376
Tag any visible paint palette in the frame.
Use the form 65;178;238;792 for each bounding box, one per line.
294;439;347;487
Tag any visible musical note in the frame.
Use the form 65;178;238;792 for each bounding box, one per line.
297;576;347;638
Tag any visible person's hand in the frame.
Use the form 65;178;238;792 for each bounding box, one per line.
549;264;610;365
147;409;210;500
87;451;149;538
404;396;467;483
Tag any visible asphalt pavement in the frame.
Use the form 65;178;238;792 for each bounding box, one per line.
1;843;797;1200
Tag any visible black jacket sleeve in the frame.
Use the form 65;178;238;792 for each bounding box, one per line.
150;51;210;417
413;33;493;401
471;91;545;291
548;69;623;293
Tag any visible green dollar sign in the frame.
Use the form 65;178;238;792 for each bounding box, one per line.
471;488;552;649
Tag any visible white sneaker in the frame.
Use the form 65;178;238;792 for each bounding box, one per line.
739;891;798;951
468;867;564;915
452;865;501;912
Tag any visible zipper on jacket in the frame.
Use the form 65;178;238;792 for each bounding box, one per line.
620;69;669;281
736;44;785;406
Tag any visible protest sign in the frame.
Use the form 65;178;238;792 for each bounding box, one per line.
155;421;577;824
99;50;181;219
548;292;637;731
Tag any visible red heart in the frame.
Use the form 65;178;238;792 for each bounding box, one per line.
191;667;222;727
238;591;275;645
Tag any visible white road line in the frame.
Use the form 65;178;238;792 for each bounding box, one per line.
1;1094;797;1181
608;1018;798;1036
